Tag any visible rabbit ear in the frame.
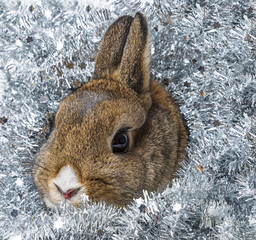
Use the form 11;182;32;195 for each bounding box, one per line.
119;12;151;94
93;15;133;80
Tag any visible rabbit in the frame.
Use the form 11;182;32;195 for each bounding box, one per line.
33;12;188;209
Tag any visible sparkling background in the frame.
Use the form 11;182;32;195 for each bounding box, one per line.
0;0;255;239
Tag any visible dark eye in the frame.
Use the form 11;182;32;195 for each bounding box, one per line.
112;132;129;153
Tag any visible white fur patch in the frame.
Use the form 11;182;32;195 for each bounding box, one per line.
53;165;82;193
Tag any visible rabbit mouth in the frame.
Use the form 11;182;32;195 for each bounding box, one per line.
43;192;85;209
45;187;86;208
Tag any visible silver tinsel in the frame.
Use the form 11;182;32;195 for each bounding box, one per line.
0;0;255;239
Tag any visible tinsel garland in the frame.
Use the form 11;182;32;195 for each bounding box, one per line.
0;0;255;239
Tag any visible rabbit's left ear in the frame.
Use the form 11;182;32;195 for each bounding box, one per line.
118;12;151;95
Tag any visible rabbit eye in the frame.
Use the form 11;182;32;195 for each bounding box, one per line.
112;132;129;153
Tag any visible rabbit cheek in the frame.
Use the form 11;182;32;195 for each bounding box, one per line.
85;181;129;207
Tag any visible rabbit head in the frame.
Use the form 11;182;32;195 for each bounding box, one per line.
33;12;188;208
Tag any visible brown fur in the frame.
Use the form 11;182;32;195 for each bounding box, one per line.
33;12;188;208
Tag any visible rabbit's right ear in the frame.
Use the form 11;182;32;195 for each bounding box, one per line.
93;16;133;80
118;12;151;95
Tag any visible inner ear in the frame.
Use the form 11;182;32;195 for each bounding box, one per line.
119;12;151;94
93;15;133;80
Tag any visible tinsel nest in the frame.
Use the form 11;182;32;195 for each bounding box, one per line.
0;0;255;239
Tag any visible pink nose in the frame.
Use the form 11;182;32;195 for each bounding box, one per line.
62;188;79;200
